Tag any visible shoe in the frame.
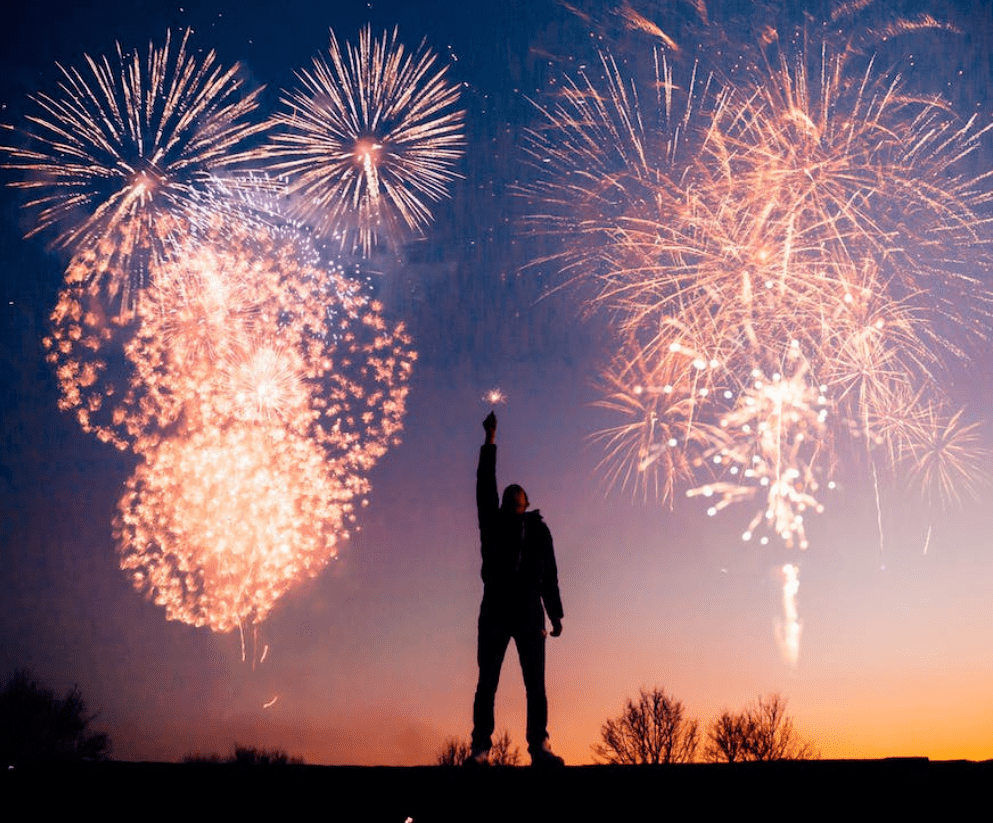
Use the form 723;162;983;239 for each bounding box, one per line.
466;744;491;766
530;740;565;768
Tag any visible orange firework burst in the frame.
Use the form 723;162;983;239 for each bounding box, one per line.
2;29;265;309
115;219;410;632
12;29;423;642
116;424;355;633
47;210;415;457
265;26;465;255
526;16;993;542
45;203;415;633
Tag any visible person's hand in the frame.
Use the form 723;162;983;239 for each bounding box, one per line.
550;618;563;637
483;411;497;444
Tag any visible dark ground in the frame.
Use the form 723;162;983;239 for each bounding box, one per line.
4;759;988;820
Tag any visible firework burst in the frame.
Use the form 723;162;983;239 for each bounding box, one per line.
10;26;425;644
116;424;355;633
890;402;990;509
265;26;465;255
2;29;266;308
111;215;411;632
47;207;415;458
593;334;722;505
526;16;993;545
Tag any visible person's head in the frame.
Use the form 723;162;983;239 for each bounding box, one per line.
501;484;529;515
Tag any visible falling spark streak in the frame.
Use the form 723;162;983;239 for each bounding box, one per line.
263;695;279;710
776;563;802;666
265;26;465;255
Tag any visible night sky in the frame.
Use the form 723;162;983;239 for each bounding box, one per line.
3;0;993;766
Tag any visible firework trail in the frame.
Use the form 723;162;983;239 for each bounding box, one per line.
2;29;266;309
265;26;465;255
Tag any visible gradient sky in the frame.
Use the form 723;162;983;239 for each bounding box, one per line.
3;0;993;766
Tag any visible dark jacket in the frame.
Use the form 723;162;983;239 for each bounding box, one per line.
476;444;564;625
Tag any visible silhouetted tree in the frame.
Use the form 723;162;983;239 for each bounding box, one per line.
435;736;472;766
231;745;303;765
705;693;818;762
184;744;303;765
0;669;110;767
183;751;224;764
593;687;699;764
705;710;750;763
435;730;522;766
489;730;522;766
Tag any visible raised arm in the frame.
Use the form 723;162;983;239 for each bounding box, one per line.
477;413;499;539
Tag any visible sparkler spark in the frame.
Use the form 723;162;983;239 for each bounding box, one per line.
483;388;507;405
265;26;465;255
2;29;265;309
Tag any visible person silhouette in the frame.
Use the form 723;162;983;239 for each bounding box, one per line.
469;411;565;767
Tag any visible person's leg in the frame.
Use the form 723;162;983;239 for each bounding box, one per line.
517;625;564;766
515;625;548;749
472;612;511;752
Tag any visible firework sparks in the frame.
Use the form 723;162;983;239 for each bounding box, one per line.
2;29;265;309
526;20;993;545
116;424;354;633
10;26;428;645
892;403;991;509
265;26;465;255
688;357;831;550
593;335;721;505
46;198;415;633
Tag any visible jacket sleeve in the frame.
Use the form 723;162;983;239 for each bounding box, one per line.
477;444;499;548
540;523;564;622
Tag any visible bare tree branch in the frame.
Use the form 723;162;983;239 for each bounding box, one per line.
435;730;521;766
705;693;819;762
593;687;700;764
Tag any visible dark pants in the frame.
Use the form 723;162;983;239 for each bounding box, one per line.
472;607;547;751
